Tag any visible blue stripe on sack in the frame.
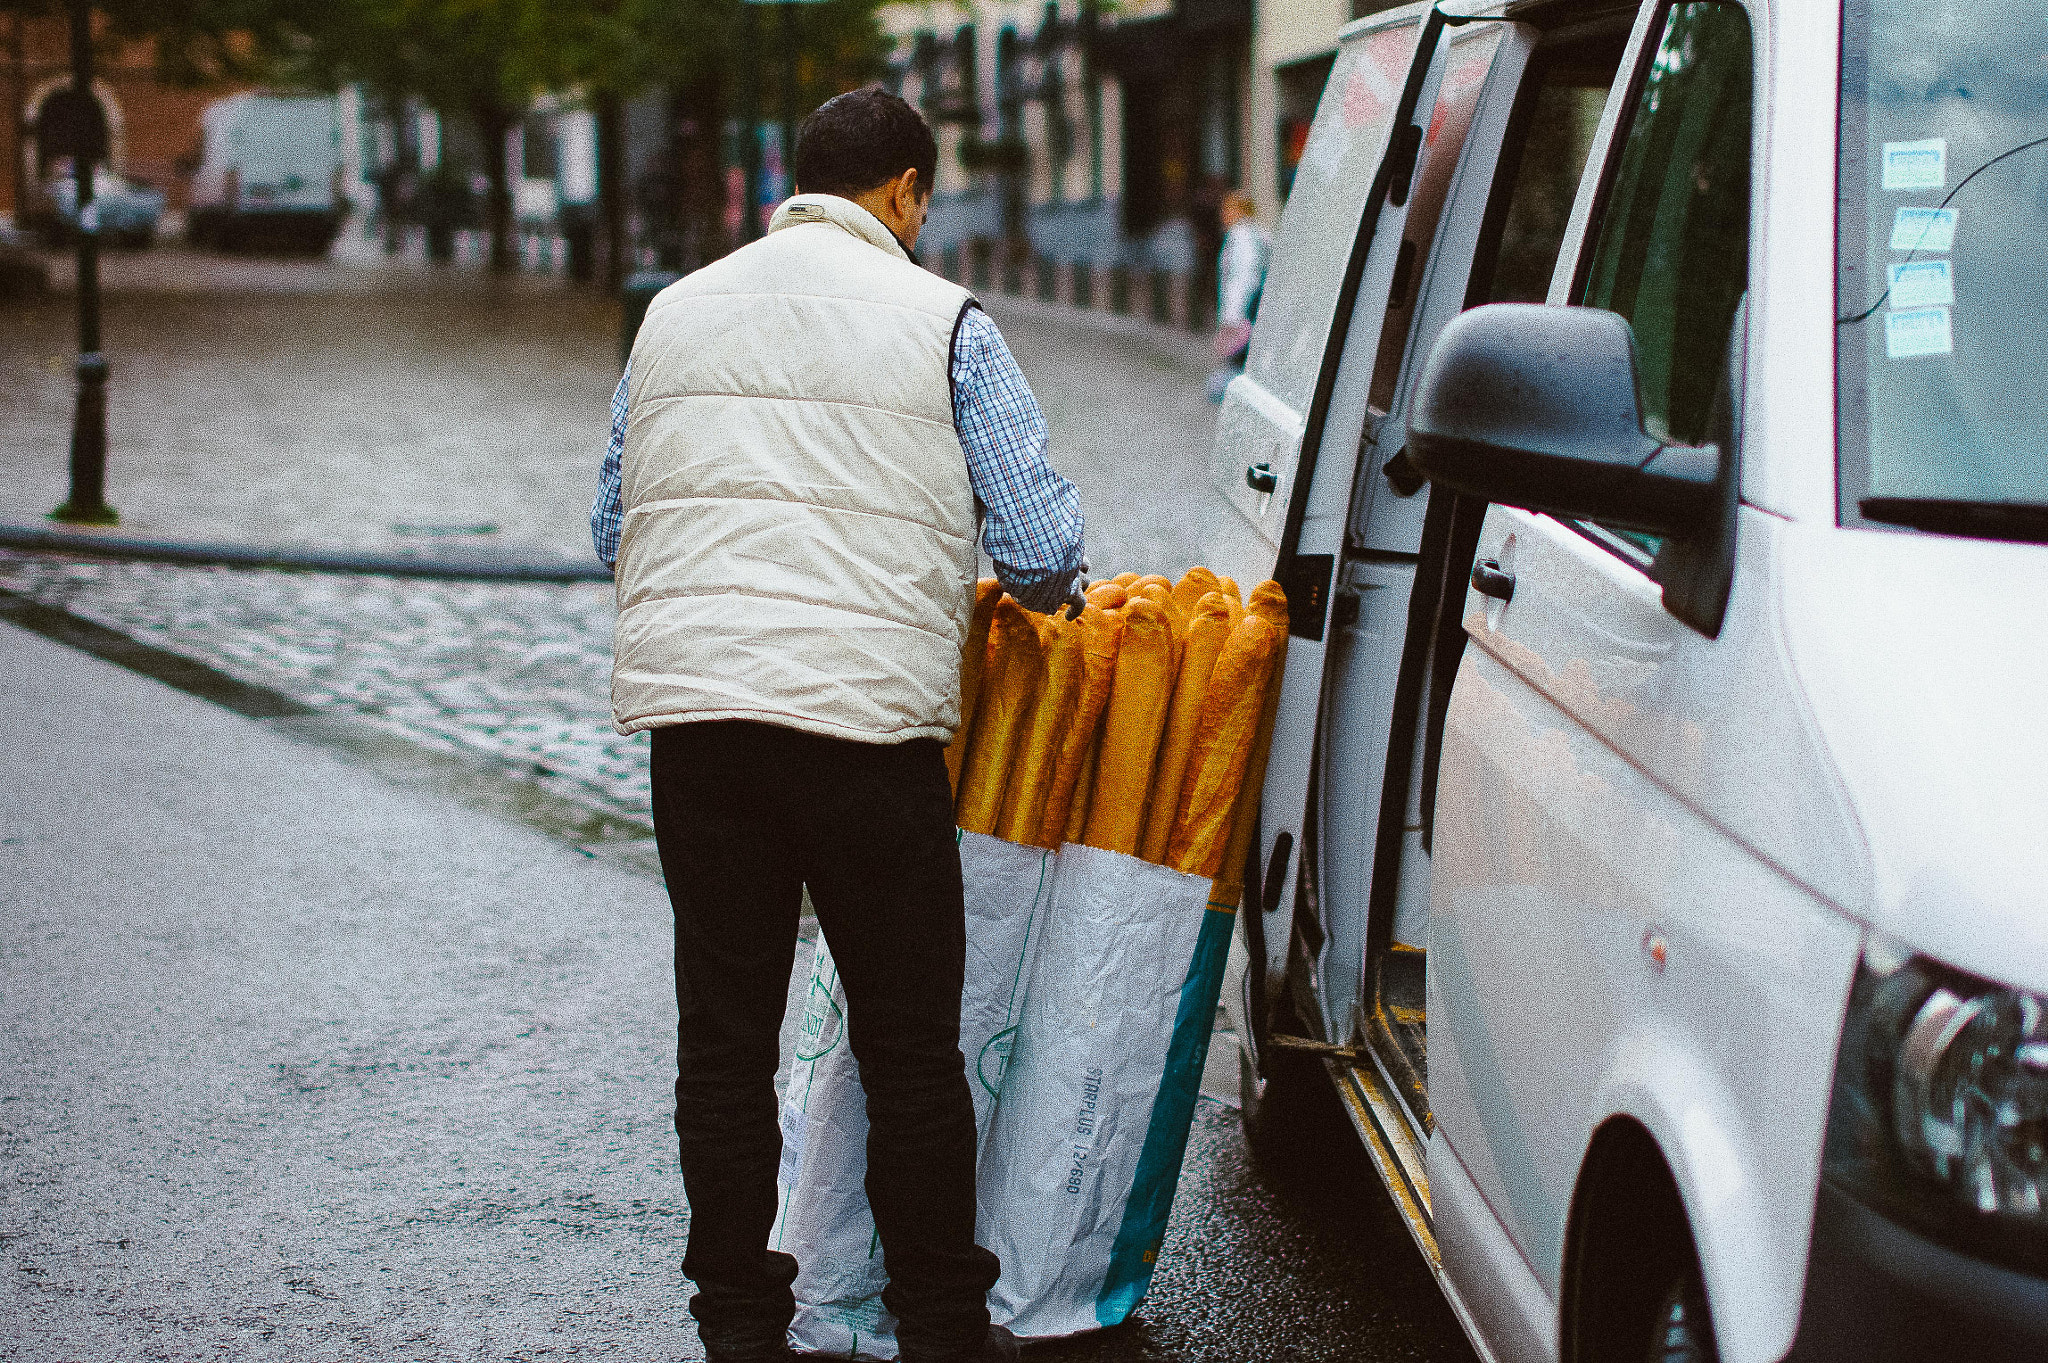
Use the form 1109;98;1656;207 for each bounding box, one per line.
1093;904;1238;1325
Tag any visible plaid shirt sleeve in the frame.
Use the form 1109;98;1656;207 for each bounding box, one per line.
952;306;1085;613
591;365;628;568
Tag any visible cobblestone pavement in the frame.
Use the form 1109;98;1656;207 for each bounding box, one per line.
4;243;1219;575
0;551;649;823
2;250;619;559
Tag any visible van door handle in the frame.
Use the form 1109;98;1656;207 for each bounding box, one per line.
1471;559;1515;602
1246;462;1278;494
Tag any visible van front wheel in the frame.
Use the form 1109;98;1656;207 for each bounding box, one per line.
1647;1266;1716;1363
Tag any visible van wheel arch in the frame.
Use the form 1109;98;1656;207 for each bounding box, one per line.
1562;1118;1720;1363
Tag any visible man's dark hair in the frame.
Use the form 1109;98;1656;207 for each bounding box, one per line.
794;87;937;199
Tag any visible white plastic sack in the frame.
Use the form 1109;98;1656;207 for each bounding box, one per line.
976;844;1234;1338
773;831;1055;1359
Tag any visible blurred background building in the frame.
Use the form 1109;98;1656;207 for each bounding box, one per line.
4;1;1406;314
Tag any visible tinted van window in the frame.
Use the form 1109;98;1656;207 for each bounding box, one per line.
1579;1;1752;449
1247;20;1419;413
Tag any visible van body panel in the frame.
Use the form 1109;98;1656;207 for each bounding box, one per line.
1774;523;2048;992
192;95;342;216
1576;1017;1854;1363
1482;508;1867;906
1209;13;1426;562
1432;1129;1559;1363
1205;378;1298;561
1430;508;1863;1357
1742;0;1838;524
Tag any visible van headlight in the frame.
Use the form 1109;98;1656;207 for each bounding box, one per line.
1826;938;2048;1266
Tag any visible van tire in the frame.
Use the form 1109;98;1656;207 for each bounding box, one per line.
1564;1122;1719;1363
1647;1265;1716;1363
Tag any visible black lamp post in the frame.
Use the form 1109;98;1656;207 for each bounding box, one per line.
50;0;113;525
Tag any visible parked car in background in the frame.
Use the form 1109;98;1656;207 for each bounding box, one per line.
0;225;49;298
1208;1;2048;1361
187;93;344;254
22;168;164;248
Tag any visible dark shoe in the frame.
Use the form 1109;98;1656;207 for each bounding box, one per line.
903;1324;1019;1363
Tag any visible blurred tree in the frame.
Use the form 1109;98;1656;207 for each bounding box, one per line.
548;0;892;281
4;0;895;279
287;0;550;274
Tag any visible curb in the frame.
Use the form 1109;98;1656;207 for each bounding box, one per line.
0;584;661;879
0;523;614;583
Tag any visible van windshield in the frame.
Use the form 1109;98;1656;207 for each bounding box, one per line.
1837;0;2048;540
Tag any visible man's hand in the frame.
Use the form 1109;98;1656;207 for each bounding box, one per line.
1060;560;1090;620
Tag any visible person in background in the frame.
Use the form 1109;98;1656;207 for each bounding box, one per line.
590;87;1084;1363
1209;190;1273;401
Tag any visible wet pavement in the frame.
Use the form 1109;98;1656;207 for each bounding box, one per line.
1;247;1476;1361
3;240;1218;574
2;618;1475;1362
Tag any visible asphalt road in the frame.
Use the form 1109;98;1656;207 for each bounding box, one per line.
0;624;1476;1363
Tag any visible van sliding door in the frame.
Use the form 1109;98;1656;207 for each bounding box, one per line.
1239;7;1501;1056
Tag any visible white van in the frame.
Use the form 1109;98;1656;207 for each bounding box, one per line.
1207;2;2048;1361
187;93;344;253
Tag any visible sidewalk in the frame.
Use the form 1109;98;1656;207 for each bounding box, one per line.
0;618;811;1360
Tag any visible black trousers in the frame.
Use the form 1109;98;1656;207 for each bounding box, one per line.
650;721;999;1360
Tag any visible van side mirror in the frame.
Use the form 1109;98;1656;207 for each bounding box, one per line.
1405;305;1718;538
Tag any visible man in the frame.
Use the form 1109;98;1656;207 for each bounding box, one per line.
590;88;1085;1363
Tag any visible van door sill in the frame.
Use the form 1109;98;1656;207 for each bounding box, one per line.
1325;1055;1438;1272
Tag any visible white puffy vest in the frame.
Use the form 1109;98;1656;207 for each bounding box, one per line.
612;195;979;744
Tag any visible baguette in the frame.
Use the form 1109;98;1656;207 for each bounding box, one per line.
1172;567;1221;621
1245;578;1288;639
1139;593;1236;863
1217;575;1242;604
1039;604;1124;848
955;600;1044;835
1081;598;1175;856
1135;581;1184;672
997;612;1085;845
943;578;1003;797
1063;742;1099;846
1166;615;1280;878
1214;580;1289;903
1085;582;1128;610
1111;571;1141;588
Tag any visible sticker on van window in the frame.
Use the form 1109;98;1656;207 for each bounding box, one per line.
1890;206;1958;253
1885;307;1954;358
1888;259;1955;309
1882;139;1947;191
